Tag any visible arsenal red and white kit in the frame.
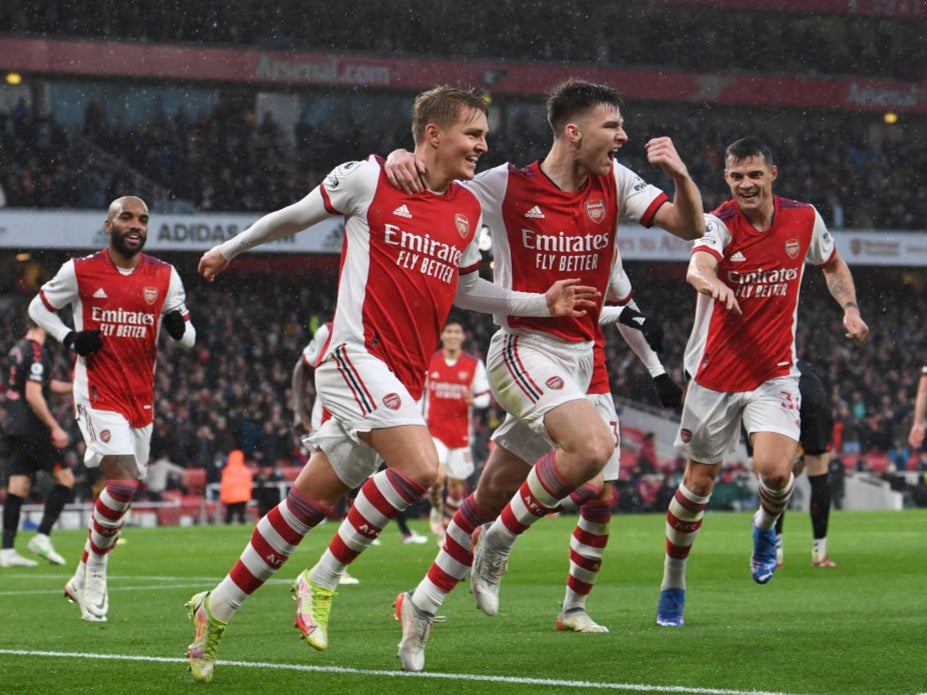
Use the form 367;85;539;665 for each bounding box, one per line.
465;160;668;342
424;350;489;449
36;249;189;427
685;197;836;392
319;157;483;401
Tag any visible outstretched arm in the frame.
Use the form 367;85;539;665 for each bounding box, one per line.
199;188;330;282
454;272;599;318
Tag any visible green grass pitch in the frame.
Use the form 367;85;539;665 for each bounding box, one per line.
0;509;924;694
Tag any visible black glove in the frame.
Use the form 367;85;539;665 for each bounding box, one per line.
617;307;664;353
162;310;186;340
64;329;103;356
653;373;683;409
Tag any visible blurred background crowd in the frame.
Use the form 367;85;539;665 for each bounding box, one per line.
1;0;925;511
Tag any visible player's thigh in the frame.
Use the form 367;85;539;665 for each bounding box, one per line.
544;397;614;463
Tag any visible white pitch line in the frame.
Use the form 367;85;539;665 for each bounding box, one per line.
0;648;823;695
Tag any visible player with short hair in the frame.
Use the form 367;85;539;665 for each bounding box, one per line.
386;78;703;671
28;195;196;621
656;137;868;628
424;317;490;543
1;319;74;568
185;86;597;683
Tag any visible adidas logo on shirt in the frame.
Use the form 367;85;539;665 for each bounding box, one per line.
525;206;545;219
93;288;108;299
393;205;413;219
730;251;746;262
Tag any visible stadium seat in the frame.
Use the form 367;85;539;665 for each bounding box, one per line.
185;468;207;496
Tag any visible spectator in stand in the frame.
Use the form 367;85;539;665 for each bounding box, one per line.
145;450;187;502
219;449;254;524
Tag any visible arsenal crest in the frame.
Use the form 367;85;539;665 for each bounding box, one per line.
144;287;159;305
784;238;800;259
585;199;606;224
383;393;402;410
545;376;564;390
455;213;470;238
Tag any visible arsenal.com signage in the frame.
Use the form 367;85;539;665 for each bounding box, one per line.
1;37;925;114
0;210;923;267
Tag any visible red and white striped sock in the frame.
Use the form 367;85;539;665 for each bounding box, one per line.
755;473;795;530
661;483;710;591
83;480;138;568
443;490;463;530
411;494;492;615
488;451;573;554
310;468;426;589
208;486;331;622
561;498;611;612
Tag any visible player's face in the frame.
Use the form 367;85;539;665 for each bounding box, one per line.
441;323;465;351
437;106;489;181
106;197;149;259
724;155;778;216
575;103;628;176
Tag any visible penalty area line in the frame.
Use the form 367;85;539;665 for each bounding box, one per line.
0;648;813;695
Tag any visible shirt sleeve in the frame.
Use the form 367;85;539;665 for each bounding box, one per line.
453;271;549;316
613;162;669;227
29;260;78;344
691;213;730;261
218;186;333;260
471;359;491;409
164;266;196;348
807;206;837;267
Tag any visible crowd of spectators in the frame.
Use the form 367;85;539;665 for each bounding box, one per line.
1;257;925;508
2;90;926;231
2;1;923;81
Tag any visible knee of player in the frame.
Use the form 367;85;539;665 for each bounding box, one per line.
399;456;439;490
572;430;616;471
753;459;793;490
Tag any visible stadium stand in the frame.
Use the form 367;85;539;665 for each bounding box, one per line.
1;0;925;517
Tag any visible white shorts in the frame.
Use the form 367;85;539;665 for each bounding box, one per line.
487;329;593;437
309;345;426;489
588;392;621;481
675;376;801;463
76;404;152;479
490;391;620;481
310;418;383;490
433;438;474;480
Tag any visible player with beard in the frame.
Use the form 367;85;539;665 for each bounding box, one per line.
655;137;868;628
28;195;196;622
